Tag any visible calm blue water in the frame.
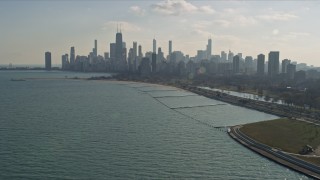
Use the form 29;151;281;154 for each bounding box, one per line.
0;71;309;179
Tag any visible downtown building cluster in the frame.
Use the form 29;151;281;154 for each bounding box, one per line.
46;30;320;80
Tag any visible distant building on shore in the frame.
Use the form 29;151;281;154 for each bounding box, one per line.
233;55;240;74
268;51;280;77
140;57;151;77
282;59;291;74
287;64;296;79
45;52;51;70
257;54;265;76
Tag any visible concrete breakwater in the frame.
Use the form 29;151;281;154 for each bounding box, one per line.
182;86;320;123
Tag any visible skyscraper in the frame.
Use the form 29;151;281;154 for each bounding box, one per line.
197;50;207;61
140;57;151;77
115;31;123;62
207;38;212;59
153;38;156;54
268;51;280;77
244;56;253;74
128;48;134;72
221;51;227;61
110;43;116;60
157;47;164;62
94;39;97;57
114;29;127;71
133;42;137;58
228;50;234;61
152;53;157;73
287;64;296;79
257;54;265;76
138;45;142;58
61;54;69;70
281;59;291;73
233;55;240;74
45;52;51;70
169;40;172;56
133;42;138;72
70;47;75;65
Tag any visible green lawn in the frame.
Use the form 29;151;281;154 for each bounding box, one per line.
241;118;320;165
241;118;320;153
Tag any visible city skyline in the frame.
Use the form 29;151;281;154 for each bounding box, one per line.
1;0;320;66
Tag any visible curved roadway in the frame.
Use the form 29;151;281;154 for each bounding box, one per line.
230;126;320;179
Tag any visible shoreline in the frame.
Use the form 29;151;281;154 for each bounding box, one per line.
228;125;320;179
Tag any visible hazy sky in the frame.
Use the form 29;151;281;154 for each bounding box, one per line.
1;0;319;66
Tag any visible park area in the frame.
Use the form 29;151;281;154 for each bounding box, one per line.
241;118;320;166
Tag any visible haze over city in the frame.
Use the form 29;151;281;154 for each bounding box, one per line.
1;0;319;66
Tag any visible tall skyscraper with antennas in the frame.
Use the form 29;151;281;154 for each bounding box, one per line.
113;25;127;71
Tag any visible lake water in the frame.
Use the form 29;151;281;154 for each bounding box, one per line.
0;71;308;179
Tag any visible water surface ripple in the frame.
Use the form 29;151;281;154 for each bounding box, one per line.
0;71;308;179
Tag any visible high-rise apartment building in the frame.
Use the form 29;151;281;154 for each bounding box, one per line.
153;38;156;54
268;51;280;77
45;52;51;70
61;54;69;70
133;42;137;58
257;54;265;76
207;38;212;59
244;56;253;74
281;59;291;73
287;64;296;79
152;53;157;73
70;47;75;65
233;55;240;74
138;45;142;58
228;50;234;61
221;51;227;61
93;40;97;57
169;40;172;56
